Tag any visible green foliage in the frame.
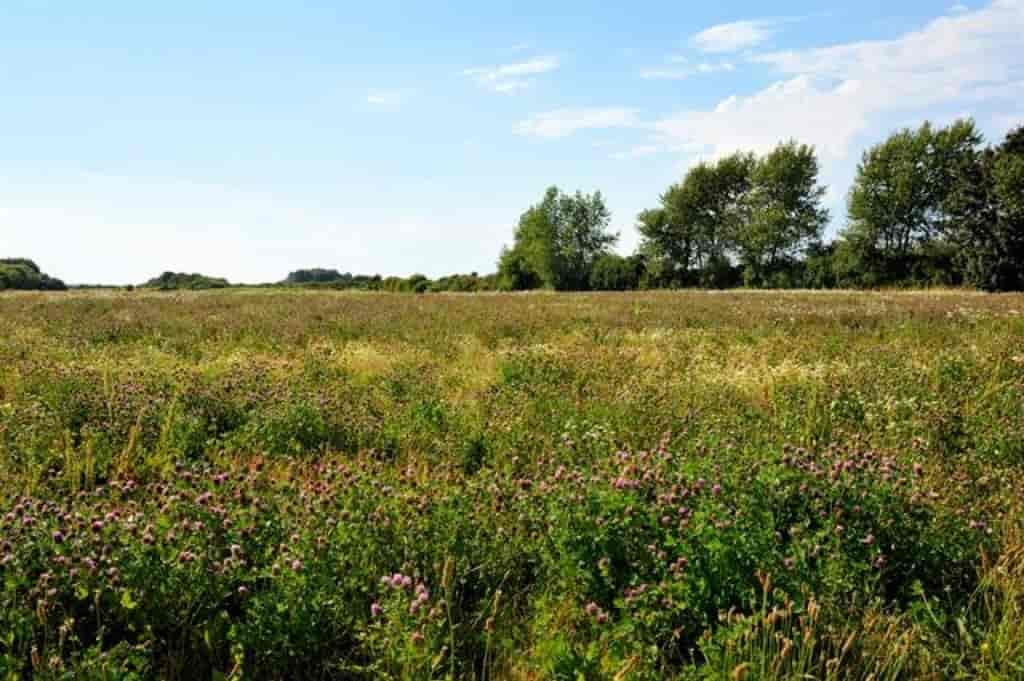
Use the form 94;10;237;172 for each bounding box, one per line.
0;258;66;291
285;267;346;284
589;253;641;291
841;119;982;287
500;186;617;290
638;153;754;285
638;143;827;288
1;290;1022;678
736;142;829;286
943;125;1024;291
282;269;386;290
142;272;230;290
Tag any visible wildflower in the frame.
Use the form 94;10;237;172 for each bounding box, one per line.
370;602;383;618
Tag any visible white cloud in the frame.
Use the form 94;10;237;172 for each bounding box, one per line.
691;20;775;53
655;0;1024;162
949;3;970;13
463;55;560;93
641;61;735;81
653;76;870;161
517;108;639;139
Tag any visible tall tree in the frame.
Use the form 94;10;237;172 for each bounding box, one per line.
735;141;829;285
944;124;1024;290
637;152;753;285
499;187;617;290
841;119;983;284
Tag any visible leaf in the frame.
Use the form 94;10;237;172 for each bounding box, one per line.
120;589;138;610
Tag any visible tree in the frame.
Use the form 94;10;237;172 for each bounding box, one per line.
499;187;617;290
735;141;828;286
142;272;230;290
285;268;346;284
841;119;983;285
637;152;753;285
589;253;641;291
0;259;66;291
944;124;1024;290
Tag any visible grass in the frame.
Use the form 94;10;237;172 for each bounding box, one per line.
0;289;1022;679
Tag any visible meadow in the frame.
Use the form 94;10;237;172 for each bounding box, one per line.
1;289;1022;680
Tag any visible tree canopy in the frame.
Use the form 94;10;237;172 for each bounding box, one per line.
0;259;66;291
142;272;231;291
498;186;617;290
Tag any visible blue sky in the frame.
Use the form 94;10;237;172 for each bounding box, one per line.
2;1;1021;284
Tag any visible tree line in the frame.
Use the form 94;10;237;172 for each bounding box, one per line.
499;119;1024;292
4;119;1020;293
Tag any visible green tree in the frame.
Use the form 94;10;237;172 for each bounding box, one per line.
944;124;1024;290
589;253;641;291
736;141;829;286
0;259;66;291
841;119;982;285
637;153;753;285
499;187;617;290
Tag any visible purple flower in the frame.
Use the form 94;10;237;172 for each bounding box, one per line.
370;602;383;618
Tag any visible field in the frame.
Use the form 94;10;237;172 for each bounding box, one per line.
1;289;1023;680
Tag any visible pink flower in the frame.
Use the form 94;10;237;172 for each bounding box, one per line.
370;602;383;618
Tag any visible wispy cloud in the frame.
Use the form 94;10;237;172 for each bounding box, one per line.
517;108;639;139
691;20;776;53
641;59;736;81
463;55;560;93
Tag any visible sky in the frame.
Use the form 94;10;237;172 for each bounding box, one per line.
1;1;1022;284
